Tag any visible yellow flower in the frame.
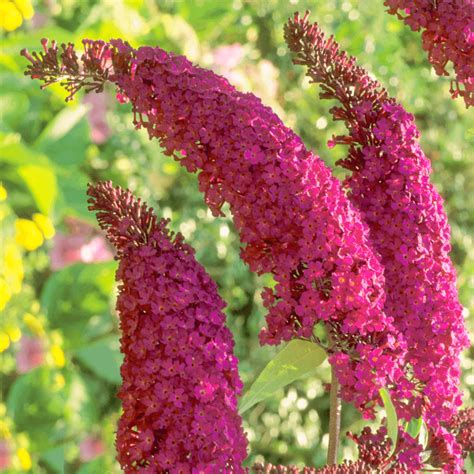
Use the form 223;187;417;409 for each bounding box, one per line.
0;278;12;311
13;0;33;20
5;325;21;342
50;345;65;368
32;213;55;240
0;184;7;201
4;243;24;294
16;447;32;470
23;313;44;336
53;373;65;390
0;419;10;439
0;2;22;31
15;219;44;251
0;331;10;353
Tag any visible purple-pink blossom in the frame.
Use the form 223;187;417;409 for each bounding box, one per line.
83;92;111;144
87;181;247;472
384;0;473;107
0;440;11;470
79;435;105;462
16;336;45;373
49;216;113;270
21;39;409;416
285;12;469;472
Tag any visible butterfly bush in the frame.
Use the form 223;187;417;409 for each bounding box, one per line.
384;0;474;107
87;181;247;473
22;40;405;416
285;12;469;471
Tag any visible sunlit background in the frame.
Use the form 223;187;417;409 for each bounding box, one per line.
0;0;473;472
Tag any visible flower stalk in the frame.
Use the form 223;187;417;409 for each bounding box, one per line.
326;331;341;465
327;363;341;465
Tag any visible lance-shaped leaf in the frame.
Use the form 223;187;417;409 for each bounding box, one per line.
404;416;423;439
239;339;326;414
379;387;398;456
419;419;429;450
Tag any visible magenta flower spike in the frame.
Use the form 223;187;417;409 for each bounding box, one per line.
87;181;248;473
23;39;404;416
285;12;469;472
384;0;474;108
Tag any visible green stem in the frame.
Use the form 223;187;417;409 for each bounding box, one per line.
327;334;341;465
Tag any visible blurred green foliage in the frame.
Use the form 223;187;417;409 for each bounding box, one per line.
0;0;472;472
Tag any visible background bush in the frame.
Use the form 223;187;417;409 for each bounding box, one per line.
0;0;472;471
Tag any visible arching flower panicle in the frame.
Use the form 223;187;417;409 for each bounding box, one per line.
384;0;474;108
87;181;248;472
22;37;405;415
285;11;469;472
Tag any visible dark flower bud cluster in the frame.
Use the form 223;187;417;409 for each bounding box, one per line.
428;407;474;468
447;408;474;458
348;425;422;471
20;39;111;100
251;461;373;473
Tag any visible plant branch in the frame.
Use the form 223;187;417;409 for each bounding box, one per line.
327;331;341;465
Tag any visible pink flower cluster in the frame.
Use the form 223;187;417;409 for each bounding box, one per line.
87;181;247;473
21;38;405;414
21;30;470;470
79;435;106;462
49;216;112;271
384;0;474;107
110;41;390;339
285;12;469;472
16;336;44;373
116;40;406;413
83;92;111;144
0;440;11;470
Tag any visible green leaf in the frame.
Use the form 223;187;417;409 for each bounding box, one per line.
380;388;398;456
418;419;429;450
0;140;58;214
0;92;29;129
34;105;89;168
16;164;58;215
35;105;87;149
238;339;326;414
0;138;50;167
54;167;91;221
41;262;117;348
6;368;97;451
404;416;422;439
40;445;65;474
74;337;123;385
77;456;107;474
